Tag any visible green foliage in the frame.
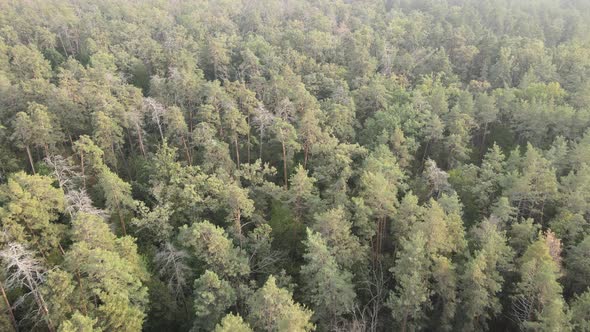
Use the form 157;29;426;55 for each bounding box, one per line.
0;172;65;255
387;231;431;331
1;0;590;330
513;236;569;331
301;229;356;327
214;313;253;332
247;275;314;332
179;221;249;279
192;270;236;331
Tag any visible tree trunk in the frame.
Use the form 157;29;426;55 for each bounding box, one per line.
421;140;430;166
247;114;251;163
480;122;488;157
119;211;127;236
0;281;17;332
181;136;191;165
234;209;243;245
303;143;309;169
282;141;288;188
25;145;35;174
234;134;240;167
157;119;164;142
116;204;127;236
80;152;86;189
136;123;146;157
259;130;264;161
401;312;408;332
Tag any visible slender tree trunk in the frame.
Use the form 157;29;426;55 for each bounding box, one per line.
401;312;408;332
57;34;69;57
80;152;86;189
188;107;194;138
282;141;288;188
259;130;263;161
421;140;430;166
303;142;310;169
481;122;489;157
25;145;35;174
34;290;54;332
136;123;146;157
234;209;242;245
157;119;164;142
43;144;49;158
234;134;240;167
181;136;191;165
110;144;118;173
115;202;127;236
247;114;251;163
0;281;17;332
118;210;127;236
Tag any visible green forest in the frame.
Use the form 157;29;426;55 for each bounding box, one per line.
2;0;590;330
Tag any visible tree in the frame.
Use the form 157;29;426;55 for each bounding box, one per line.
570;290;590;332
178;221;249;279
387;231;431;332
28;102;61;157
298;108;322;168
58;312;99;332
214;313;253;332
512;236;569;331
62;213;148;331
286;165;319;223
391;192;423;249
311;207;364;268
359;145;404;256
0;243;55;332
472;143;506;216
72;136;105;186
153;242;192;305
247;275;314;332
92;111;123;167
474;93;497;153
272;119;300;188
220;182;254;241
506;143;558;220
0;172;65;258
164;106;191;164
301;229;356;328
565;235;590;294
192;270;236;331
11;112;36;174
458;219;513;331
98;168;135;236
423;159;452;199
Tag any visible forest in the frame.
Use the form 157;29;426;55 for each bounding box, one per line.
1;0;590;331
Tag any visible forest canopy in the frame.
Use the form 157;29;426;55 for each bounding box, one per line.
1;0;590;331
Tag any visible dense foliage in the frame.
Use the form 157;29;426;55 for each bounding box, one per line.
1;0;590;330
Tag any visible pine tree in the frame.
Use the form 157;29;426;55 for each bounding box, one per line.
214;313;253;332
0;172;65;257
192;270;236;331
512;236;569;331
63;213;149;331
301;229;356;328
311;207;364;268
11;112;36;174
178;221;249;279
387;231;431;332
458;219;513;330
571;290;590;332
247;275;314;332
